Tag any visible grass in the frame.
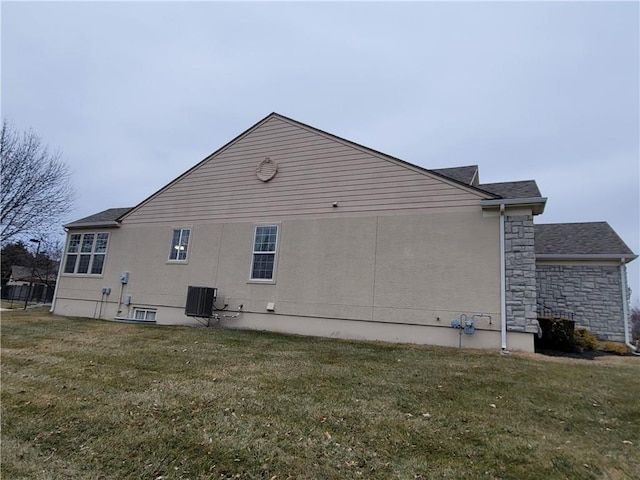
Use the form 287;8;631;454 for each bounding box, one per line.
0;299;39;310
1;308;639;480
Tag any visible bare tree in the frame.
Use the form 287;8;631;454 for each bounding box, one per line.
1;120;75;244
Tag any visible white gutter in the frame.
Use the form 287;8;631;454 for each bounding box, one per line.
500;204;507;352
620;261;639;354
49;229;68;313
62;221;122;229
537;254;638;261
481;197;548;215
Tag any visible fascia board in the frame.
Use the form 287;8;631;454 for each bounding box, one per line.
62;221;121;229
119;112;279;222
536;253;638;263
481;197;548;215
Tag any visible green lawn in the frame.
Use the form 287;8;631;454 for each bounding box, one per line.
2;308;639;480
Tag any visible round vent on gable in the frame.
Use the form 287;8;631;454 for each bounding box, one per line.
256;157;278;182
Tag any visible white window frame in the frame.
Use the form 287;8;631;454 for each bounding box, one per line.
63;232;110;275
168;228;190;262
133;308;157;321
250;224;279;282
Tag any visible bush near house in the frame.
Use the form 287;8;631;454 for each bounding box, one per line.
537;320;633;356
600;341;629;355
535;317;576;352
631;307;640;344
573;328;599;351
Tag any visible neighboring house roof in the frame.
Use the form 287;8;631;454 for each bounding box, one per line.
535;222;637;261
479;180;542;199
10;266;31;281
432;165;478;185
9;265;57;284
64;207;132;229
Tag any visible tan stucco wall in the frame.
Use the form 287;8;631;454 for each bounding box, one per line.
53;209;518;348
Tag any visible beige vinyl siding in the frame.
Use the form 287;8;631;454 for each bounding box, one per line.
124;116;486;226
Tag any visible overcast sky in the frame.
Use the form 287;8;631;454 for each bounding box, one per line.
2;1;639;304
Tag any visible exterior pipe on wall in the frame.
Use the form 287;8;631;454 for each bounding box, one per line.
620;260;639;354
500;203;507;352
49;229;68;313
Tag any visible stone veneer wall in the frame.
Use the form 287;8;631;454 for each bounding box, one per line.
504;215;538;333
536;264;626;342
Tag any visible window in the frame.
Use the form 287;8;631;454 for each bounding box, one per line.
251;225;278;280
63;232;109;275
133;308;157;321
169;228;190;261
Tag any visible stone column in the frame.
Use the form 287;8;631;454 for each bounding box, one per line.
504;214;537;332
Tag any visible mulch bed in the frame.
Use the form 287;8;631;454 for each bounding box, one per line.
535;348;636;360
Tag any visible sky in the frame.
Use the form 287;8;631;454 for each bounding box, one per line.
2;0;639;304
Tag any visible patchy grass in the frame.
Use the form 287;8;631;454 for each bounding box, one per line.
0;300;43;310
2;308;639;480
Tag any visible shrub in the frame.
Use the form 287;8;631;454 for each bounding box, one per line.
535;318;576;352
600;342;628;355
574;328;599;351
631;307;640;343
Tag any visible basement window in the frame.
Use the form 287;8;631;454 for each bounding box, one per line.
250;225;278;280
133;308;157;321
63;232;109;275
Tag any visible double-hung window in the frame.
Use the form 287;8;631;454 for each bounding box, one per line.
251;225;278;280
169;228;190;261
63;232;109;275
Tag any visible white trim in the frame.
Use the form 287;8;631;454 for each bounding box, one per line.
63;221;121;228
168;227;191;262
249;224;280;281
481;197;547;215
499;204;507;352
536;254;637;262
133;307;157;321
620;263;638;353
49;231;68;313
62;231;110;276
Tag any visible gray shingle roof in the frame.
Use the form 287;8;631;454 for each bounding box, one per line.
432;167;543;200
535;222;636;257
431;165;478;185
10;265;58;283
64;207;132;228
479;180;541;199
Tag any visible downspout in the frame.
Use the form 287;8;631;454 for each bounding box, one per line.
500;204;508;352
620;260;639;354
49;229;68;313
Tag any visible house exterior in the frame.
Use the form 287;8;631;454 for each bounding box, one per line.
8;265;57;286
535;222;636;342
51;113;637;351
3;265;57;303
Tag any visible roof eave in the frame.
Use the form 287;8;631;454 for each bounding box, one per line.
536;253;638;263
480;197;547;215
63;220;122;229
